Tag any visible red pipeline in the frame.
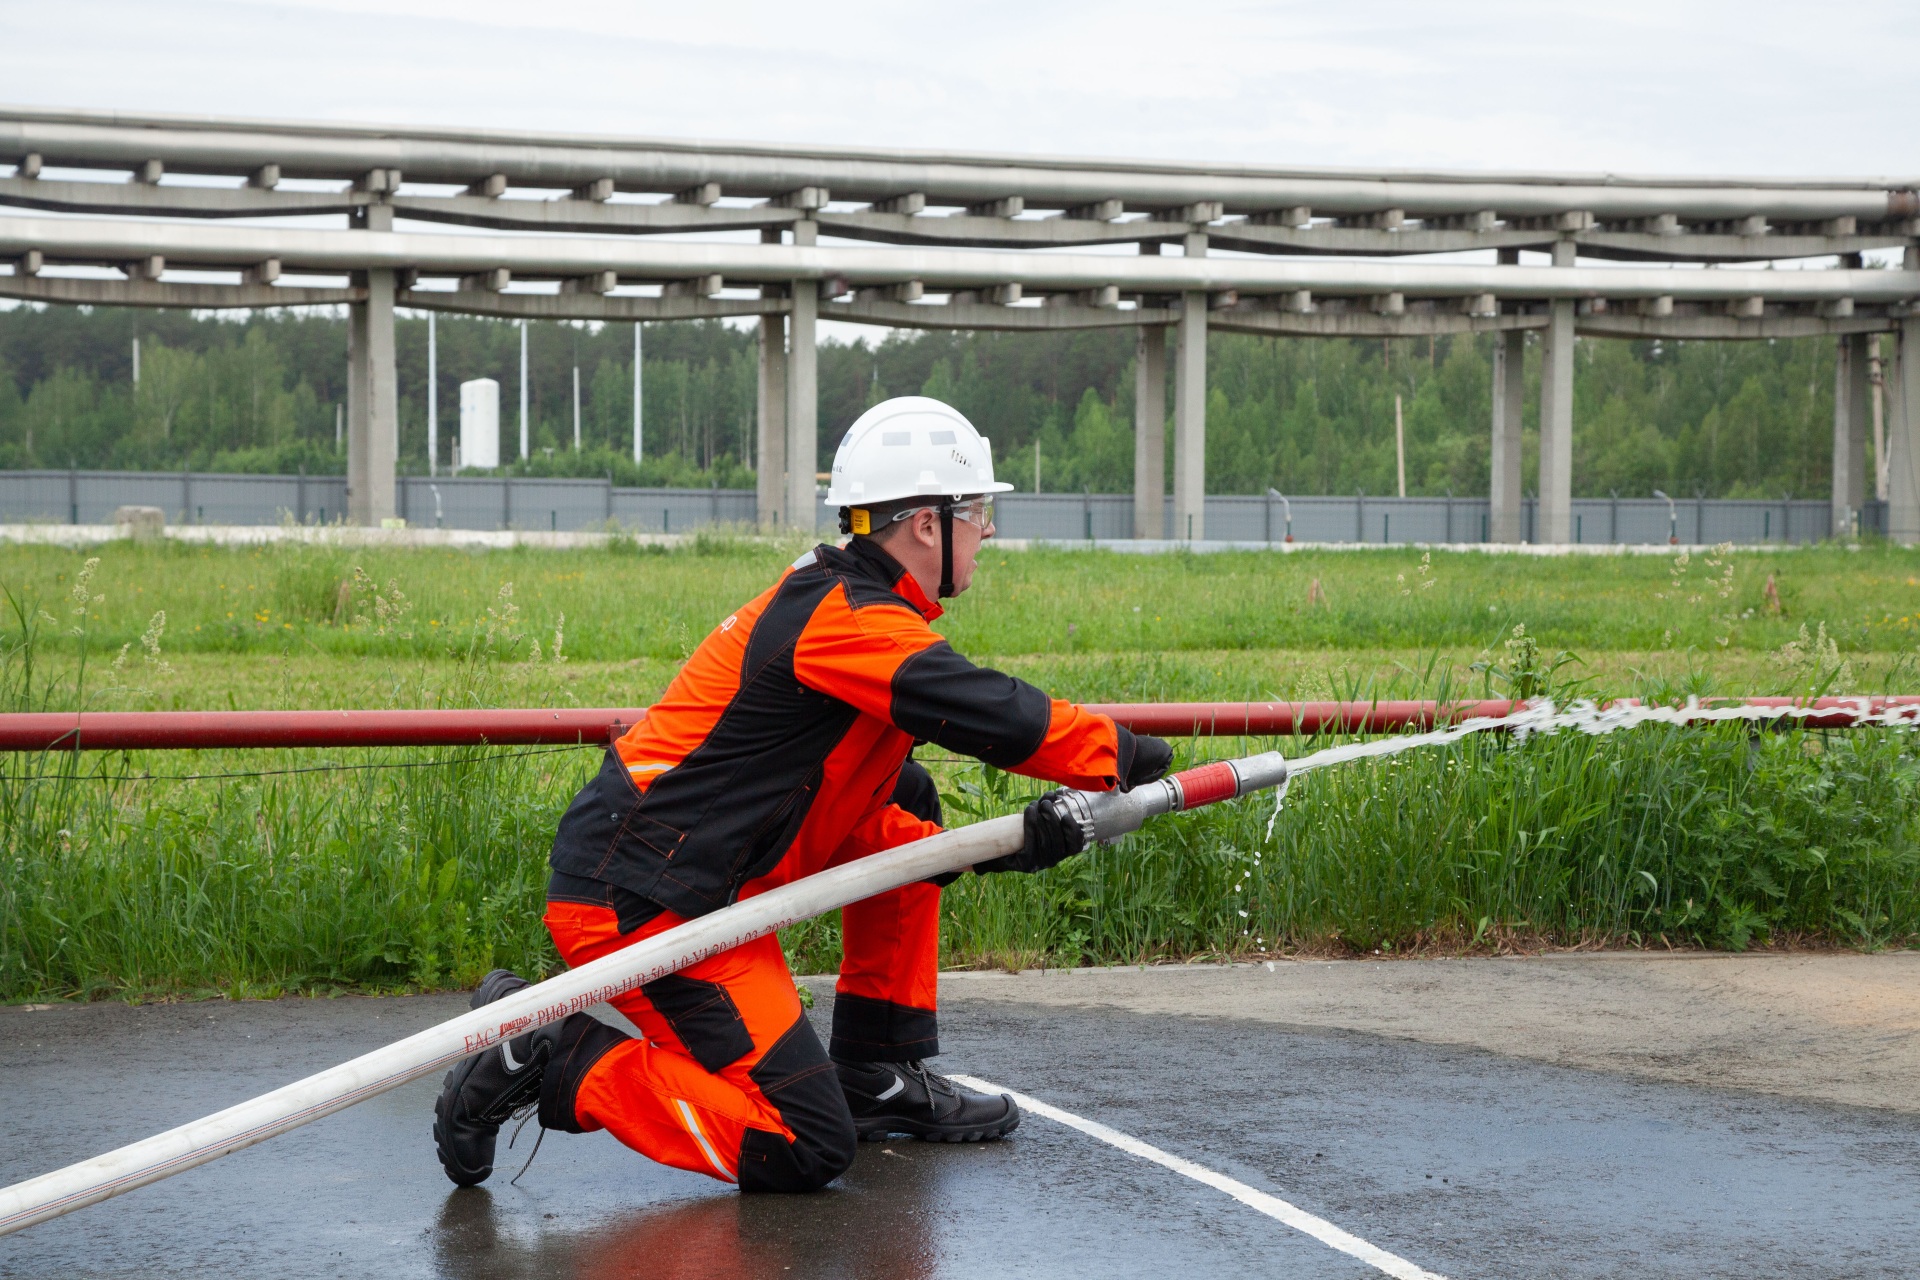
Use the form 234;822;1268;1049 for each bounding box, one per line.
0;698;1914;752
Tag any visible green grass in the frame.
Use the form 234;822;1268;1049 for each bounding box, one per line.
2;535;1918;1001
3;534;1920;668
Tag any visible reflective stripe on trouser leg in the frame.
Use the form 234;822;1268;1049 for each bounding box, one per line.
544;899;856;1191
569;1038;763;1183
675;1098;737;1183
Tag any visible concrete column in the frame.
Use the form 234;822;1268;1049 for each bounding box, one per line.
346;292;360;508
641;326;656;466
1830;335;1852;536
1851;331;1876;507
1892;316;1920;546
346;202;396;525
1488;247;1524;544
1133;324;1167;538
1173;293;1208;541
1833;333;1869;538
426;312;437;477
1879;339;1898;508
1490;329;1526;543
1172;231;1208;541
757;311;788;530
784;219;819;532
1535;239;1576;544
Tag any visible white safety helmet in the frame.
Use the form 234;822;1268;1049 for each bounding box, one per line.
825;397;1015;515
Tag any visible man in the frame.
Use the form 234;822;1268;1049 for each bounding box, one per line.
433;396;1172;1193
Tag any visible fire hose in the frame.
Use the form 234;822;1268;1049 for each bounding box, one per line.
0;749;1288;1237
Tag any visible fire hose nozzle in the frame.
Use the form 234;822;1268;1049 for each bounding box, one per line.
1073;750;1289;843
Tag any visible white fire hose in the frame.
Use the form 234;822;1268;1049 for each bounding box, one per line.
10;692;1915;1237
0;751;1289;1237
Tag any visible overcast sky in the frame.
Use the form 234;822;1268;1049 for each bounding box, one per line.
4;0;1917;179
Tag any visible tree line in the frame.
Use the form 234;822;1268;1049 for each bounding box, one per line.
0;302;1854;499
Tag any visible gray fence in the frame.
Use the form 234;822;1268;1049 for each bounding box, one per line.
0;471;760;535
0;470;1878;546
394;476;756;533
0;469;352;527
992;490;1855;546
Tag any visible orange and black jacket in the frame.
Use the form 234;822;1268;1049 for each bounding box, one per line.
549;537;1139;923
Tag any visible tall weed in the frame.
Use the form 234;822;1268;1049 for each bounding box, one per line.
0;569;578;999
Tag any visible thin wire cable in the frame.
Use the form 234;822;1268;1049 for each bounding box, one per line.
13;743;597;785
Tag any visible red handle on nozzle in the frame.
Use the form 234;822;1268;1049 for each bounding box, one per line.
1170;760;1239;808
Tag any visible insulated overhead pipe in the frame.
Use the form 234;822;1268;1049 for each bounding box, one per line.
2;217;1916;305
2;105;1912;220
0;698;1915;752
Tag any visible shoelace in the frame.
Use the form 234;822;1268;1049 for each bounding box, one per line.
505;1103;545;1186
897;1060;962;1112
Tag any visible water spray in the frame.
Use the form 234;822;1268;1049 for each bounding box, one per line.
1263;695;1920;838
1;695;1913;1236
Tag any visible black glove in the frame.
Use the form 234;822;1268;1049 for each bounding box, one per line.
975;791;1090;875
1118;729;1174;792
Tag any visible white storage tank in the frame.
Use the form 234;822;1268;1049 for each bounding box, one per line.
458;378;500;470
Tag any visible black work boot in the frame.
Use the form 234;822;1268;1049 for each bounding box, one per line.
432;969;553;1186
833;1058;1020;1143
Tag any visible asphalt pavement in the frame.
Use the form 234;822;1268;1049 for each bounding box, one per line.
2;971;1916;1279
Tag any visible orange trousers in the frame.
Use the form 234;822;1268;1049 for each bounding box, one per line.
542;877;942;1192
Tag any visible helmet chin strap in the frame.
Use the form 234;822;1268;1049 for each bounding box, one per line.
938;499;955;599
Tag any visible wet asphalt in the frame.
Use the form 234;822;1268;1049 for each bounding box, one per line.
2;986;1917;1279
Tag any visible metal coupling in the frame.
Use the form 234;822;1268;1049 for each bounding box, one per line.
1229;751;1290;797
1078;775;1177;842
1046;789;1101;850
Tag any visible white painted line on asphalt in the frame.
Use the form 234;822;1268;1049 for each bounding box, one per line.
952;1075;1448;1280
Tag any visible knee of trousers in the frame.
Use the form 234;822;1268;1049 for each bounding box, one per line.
737;1119;856;1194
735;1015;857;1193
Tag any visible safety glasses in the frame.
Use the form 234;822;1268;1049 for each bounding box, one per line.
950;498;994;530
883;498;994;531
